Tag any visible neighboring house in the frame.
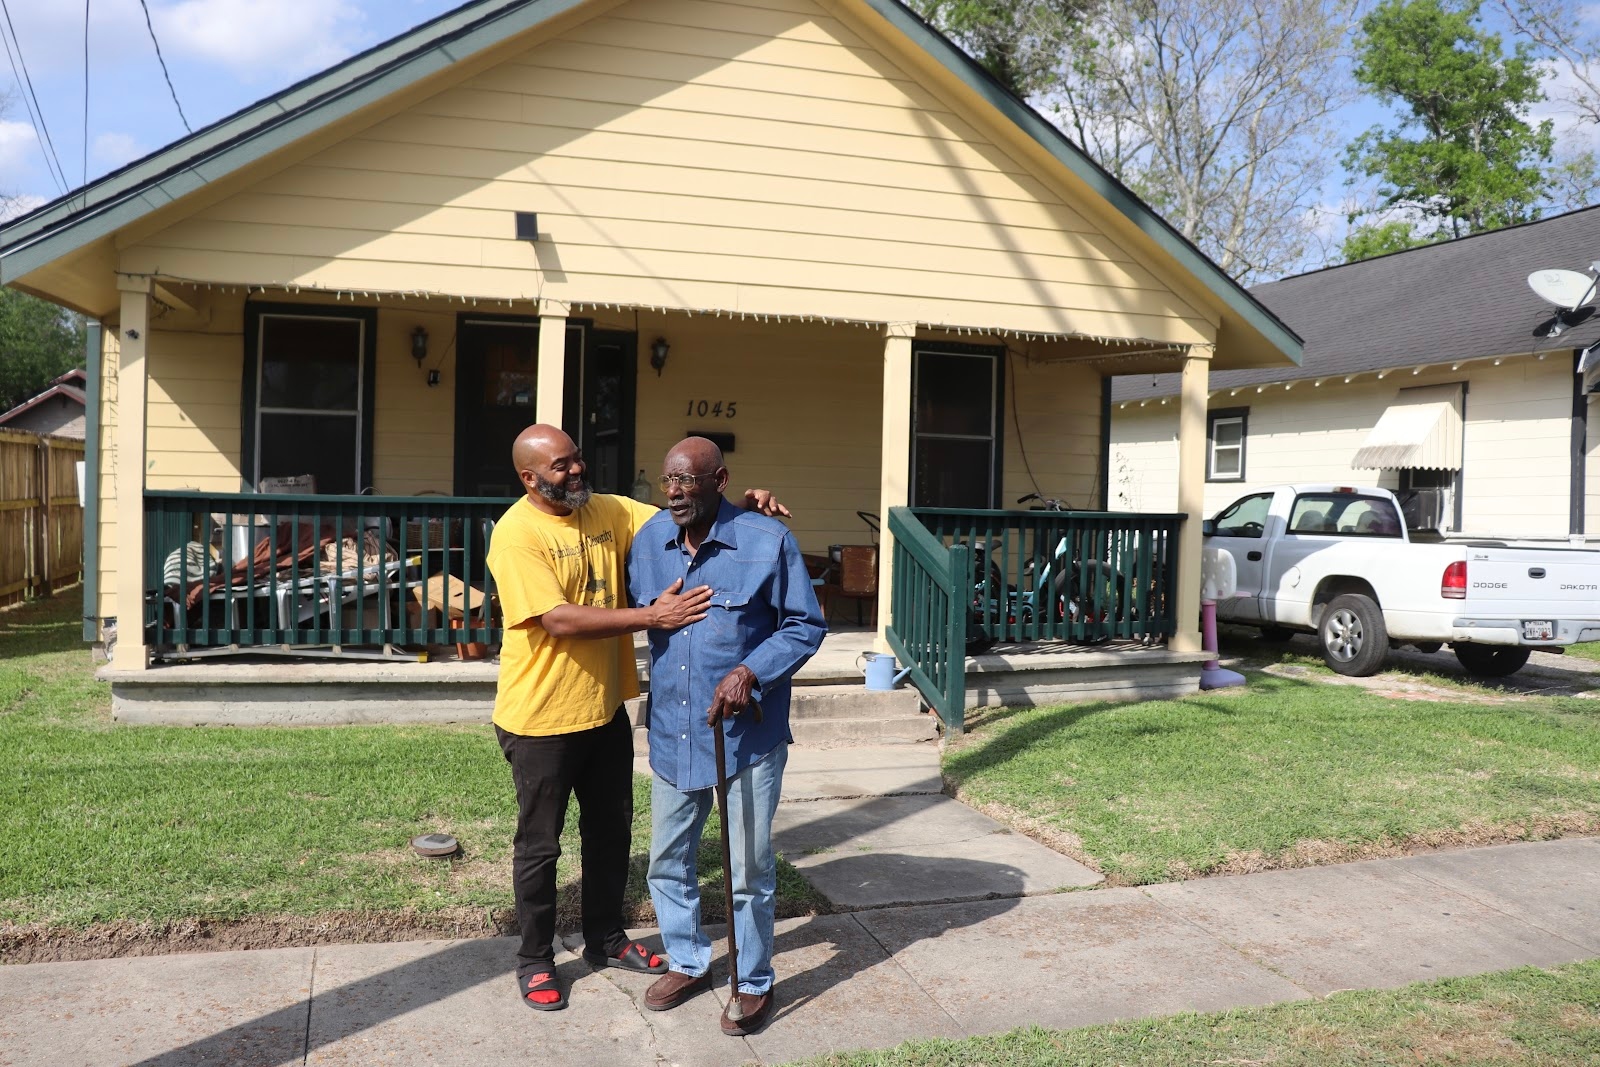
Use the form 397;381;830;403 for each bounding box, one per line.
0;369;87;438
0;0;1298;712
1110;207;1600;539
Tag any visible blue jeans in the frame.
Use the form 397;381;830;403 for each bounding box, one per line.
648;742;787;995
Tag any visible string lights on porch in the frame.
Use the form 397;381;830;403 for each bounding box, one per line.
116;272;1215;356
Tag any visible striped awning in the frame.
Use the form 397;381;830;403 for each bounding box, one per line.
1351;383;1463;470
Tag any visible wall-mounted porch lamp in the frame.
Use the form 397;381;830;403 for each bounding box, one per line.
650;337;671;376
413;326;440;386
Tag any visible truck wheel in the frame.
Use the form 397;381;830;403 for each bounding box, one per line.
1319;594;1388;676
1453;644;1531;678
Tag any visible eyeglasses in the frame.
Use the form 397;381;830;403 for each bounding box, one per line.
658;472;716;491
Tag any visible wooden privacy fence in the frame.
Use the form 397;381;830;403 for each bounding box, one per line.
0;428;85;608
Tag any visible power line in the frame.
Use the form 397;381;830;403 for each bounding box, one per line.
137;0;189;134
0;0;68;194
82;0;89;190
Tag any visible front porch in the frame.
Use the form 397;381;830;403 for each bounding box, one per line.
129;488;1200;732
104;623;1208;738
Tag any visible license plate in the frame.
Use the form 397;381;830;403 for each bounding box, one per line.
1523;620;1554;641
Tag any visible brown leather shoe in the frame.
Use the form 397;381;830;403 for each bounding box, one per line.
719;991;773;1035
644;969;712;1012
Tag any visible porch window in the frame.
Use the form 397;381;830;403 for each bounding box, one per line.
1207;408;1248;481
911;344;1003;509
242;304;376;495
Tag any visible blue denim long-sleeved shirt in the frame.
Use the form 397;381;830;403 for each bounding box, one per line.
627;499;826;791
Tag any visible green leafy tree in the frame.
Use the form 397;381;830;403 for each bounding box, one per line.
911;0;1093;97
1344;0;1554;253
1339;220;1445;260
0;289;85;414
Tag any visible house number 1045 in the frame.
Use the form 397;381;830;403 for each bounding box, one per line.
685;400;737;418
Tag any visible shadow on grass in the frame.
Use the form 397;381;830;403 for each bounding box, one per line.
0;593;85;662
944;670;1323;787
1216;626;1600;697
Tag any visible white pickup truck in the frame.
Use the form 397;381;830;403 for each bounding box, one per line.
1203;484;1600;677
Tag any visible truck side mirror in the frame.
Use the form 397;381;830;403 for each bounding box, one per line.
1201;519;1216;537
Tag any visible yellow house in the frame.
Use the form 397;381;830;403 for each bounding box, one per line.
0;0;1298;727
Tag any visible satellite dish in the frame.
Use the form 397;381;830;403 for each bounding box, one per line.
1528;268;1597;310
1534;305;1596;338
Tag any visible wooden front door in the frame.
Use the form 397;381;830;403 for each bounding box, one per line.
454;319;634;497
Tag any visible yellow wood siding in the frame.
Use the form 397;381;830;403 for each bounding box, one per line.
120;0;1211;344
626;317;1108;552
145;298;245;491
627;316;884;552
1109;358;1577;537
373;307;457;494
1001;356;1101;508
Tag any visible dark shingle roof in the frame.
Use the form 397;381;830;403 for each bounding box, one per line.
1111;205;1600;401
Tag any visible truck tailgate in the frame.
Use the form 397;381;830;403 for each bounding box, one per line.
1461;546;1600;616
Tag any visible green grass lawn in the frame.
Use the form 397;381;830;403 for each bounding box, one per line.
943;670;1600;885
0;594;825;931
1568;642;1600;664
789;959;1600;1066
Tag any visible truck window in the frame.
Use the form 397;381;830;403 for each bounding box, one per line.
1289;493;1402;538
1213;492;1272;538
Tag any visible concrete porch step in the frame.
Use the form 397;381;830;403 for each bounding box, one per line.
628;684;931;753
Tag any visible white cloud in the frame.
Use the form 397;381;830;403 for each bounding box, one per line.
0;193;47;222
92;132;143;168
1531;63;1600;148
155;0;367;80
0;120;40;171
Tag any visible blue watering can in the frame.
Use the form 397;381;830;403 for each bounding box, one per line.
859;651;913;690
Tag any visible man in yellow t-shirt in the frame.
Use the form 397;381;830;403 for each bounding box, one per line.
487;423;784;1012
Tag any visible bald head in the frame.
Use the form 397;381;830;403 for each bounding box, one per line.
664;436;724;473
514;423;590;513
512;423;574;473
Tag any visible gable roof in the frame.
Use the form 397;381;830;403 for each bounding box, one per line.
0;382;86;427
0;0;1298;365
1112;204;1600;402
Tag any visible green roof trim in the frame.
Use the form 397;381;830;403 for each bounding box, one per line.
0;0;1302;366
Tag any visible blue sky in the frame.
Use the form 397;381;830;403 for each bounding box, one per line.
0;0;463;215
0;0;1590;275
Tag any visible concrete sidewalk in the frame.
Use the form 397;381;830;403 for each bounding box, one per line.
3;746;1598;1066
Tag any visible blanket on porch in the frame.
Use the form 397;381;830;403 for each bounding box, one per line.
183;521;335;609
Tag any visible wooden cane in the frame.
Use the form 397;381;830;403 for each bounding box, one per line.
712;700;761;1021
711;713;741;1018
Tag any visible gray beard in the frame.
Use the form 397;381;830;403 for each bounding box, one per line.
534;473;591;510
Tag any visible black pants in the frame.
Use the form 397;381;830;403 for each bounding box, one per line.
496;706;633;969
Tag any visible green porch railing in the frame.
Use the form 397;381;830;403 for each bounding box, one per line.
144;491;516;656
911;508;1184;646
885;507;969;733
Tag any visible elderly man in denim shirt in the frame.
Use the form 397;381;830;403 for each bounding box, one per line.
626;437;825;1036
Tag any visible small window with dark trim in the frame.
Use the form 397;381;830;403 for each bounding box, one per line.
1207;407;1248;481
911;343;1004;509
242;303;376;495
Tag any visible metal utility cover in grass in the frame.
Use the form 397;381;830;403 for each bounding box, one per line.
410;833;458;858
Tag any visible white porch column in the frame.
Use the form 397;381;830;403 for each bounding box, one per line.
114;275;151;671
1171;345;1211;653
874;323;915;651
536;300;567;428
